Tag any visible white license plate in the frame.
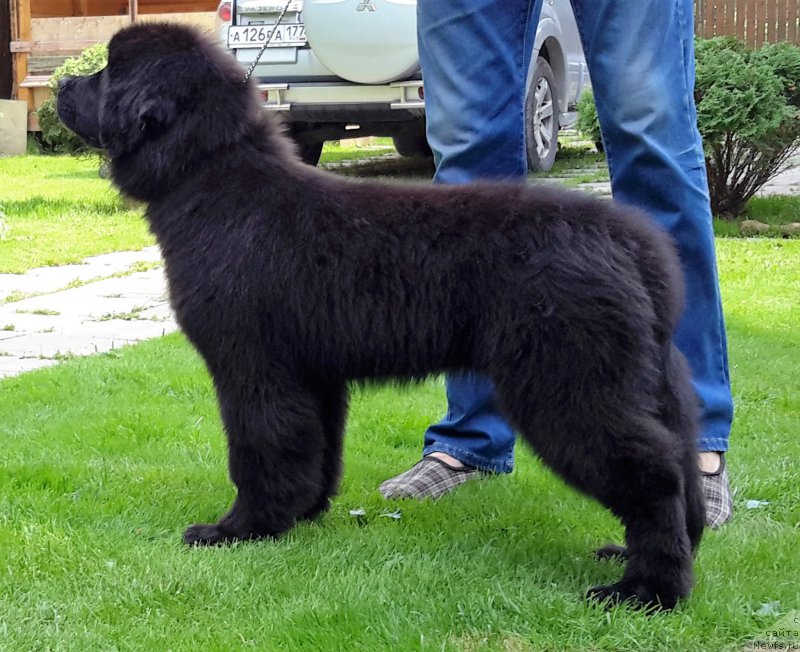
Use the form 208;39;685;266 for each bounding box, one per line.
228;24;307;49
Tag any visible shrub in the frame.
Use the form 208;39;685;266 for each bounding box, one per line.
696;38;800;217
0;205;8;241
576;89;603;152
37;43;108;154
573;39;800;217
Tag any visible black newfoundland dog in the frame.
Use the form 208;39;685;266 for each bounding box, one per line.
57;23;704;609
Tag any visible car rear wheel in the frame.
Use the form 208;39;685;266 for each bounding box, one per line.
526;56;559;172
392;130;432;158
297;141;324;166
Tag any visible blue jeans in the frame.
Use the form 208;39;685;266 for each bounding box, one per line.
419;0;733;472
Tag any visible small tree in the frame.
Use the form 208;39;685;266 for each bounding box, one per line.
695;38;800;217
37;44;108;154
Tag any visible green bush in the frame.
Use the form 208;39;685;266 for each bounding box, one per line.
574;38;800;217
576;89;603;152
0;205;8;241
696;38;800;216
37;43;108;154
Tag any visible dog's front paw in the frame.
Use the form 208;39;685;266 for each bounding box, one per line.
586;581;678;611
183;523;239;546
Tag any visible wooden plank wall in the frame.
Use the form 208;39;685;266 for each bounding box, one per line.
29;12;216;50
695;0;800;46
30;0;217;18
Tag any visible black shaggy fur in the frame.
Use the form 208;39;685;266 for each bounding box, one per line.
57;23;704;609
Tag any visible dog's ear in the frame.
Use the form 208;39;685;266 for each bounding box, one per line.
137;96;176;137
100;92;176;158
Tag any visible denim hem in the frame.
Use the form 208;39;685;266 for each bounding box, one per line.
422;443;514;474
697;438;729;453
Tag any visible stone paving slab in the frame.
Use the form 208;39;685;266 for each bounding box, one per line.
538;149;800;198
0;332;162;359
2;271;170;322
0;246;162;302
0;250;177;378
759;154;800;196
0;357;57;376
575;181;612;195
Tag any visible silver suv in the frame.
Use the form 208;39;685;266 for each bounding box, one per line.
216;0;589;170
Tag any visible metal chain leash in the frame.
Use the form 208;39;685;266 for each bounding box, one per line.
243;0;294;84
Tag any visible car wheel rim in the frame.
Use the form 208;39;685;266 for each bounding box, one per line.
533;77;554;160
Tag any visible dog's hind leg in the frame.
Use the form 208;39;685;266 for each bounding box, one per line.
582;424;696;612
183;376;337;546
494;376;695;610
661;343;704;553
682;449;705;555
594;343;704;561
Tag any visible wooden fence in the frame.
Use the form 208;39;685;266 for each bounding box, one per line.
695;0;800;46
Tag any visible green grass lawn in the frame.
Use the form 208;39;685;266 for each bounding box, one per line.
0;238;798;651
320;137;397;165
0;156;153;274
714;195;800;238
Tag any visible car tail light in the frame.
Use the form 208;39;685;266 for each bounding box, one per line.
217;1;232;24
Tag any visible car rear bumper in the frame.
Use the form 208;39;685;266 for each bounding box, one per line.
255;80;425;122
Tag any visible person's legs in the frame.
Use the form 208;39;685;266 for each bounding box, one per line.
569;0;733;524
381;0;543;498
422;373;514;473
417;0;543;185
384;0;733;527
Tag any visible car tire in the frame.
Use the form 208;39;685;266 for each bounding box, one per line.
526;56;559;172
392;131;433;158
297;141;324;166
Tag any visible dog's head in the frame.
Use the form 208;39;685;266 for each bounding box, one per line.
57;23;267;200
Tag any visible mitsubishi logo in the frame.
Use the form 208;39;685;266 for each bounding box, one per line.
356;0;376;11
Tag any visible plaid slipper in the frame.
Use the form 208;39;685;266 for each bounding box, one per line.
379;456;484;500
701;453;733;528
